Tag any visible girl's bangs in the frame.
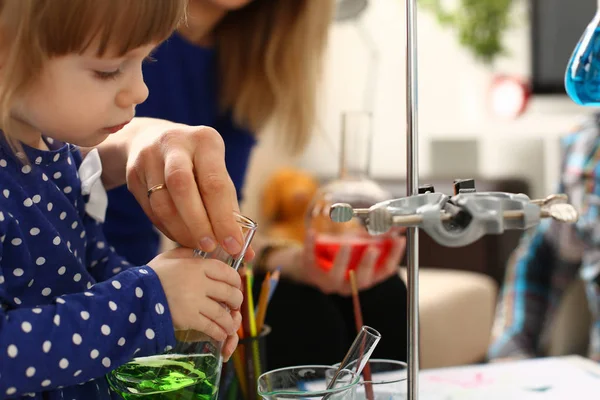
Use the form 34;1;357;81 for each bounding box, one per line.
40;0;186;57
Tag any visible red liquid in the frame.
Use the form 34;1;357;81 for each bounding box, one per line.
314;234;394;277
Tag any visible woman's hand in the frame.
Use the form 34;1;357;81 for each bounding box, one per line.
282;230;406;296
125;122;254;259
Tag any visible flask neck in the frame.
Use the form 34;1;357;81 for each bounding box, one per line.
339;112;372;180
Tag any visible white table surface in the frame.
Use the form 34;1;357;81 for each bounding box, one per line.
300;356;600;398
415;355;600;399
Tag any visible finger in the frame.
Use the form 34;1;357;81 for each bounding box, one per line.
143;153;200;249
355;246;380;290
231;310;242;332
303;230;325;289
221;333;239;362
192;129;244;255
244;247;256;262
327;243;351;293
148;191;192;246
372;262;400;287
372;236;405;284
127;154;176;240
198;298;237;335
189;312;229;342
386;236;406;267
206;281;244;311
203;260;243;289
390;226;407;236
304;230;317;268
163;144;217;252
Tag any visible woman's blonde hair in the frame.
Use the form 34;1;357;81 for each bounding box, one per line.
215;0;334;154
0;0;186;147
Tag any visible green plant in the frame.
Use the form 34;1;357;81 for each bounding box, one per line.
419;0;514;65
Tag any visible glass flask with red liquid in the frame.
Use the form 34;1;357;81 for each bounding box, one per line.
307;111;395;277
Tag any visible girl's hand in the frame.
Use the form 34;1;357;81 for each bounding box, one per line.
221;325;241;362
148;248;244;342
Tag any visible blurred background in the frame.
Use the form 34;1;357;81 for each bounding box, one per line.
240;0;599;369
245;0;597;211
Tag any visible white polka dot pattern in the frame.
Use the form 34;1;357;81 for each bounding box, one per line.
0;146;174;397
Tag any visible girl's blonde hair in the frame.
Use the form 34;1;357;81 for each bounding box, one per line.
0;0;186;147
216;0;334;154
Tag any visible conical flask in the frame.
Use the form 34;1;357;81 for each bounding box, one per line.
565;10;600;106
306;112;395;277
107;214;257;400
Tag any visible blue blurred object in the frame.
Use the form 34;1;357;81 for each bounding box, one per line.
565;11;600;106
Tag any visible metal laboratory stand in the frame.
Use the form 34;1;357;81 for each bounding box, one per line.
329;1;579;399
405;0;420;398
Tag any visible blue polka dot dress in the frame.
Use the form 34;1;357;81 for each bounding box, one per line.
0;137;176;399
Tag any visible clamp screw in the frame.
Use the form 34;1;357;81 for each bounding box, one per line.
418;184;435;194
453;179;476;195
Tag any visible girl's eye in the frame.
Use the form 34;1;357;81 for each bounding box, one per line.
93;55;155;80
94;69;122;80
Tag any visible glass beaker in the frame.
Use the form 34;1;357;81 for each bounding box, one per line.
257;325;380;399
329;359;407;400
307;112;395;279
565;10;600;106
257;365;359;399
108;213;257;400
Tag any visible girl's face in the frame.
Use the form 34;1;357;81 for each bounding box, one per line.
10;42;156;149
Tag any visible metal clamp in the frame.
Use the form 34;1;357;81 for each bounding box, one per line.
329;192;448;236
424;192;540;247
330;191;578;248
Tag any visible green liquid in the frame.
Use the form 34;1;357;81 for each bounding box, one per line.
109;353;221;400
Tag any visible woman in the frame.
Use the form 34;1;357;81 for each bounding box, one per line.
103;0;409;368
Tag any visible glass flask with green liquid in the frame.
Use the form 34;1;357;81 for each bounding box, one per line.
107;214;258;399
108;341;222;400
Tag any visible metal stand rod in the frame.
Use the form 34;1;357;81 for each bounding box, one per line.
405;0;420;398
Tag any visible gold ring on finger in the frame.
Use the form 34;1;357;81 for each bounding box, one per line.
147;183;167;198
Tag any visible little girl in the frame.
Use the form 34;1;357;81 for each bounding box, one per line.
0;1;244;399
